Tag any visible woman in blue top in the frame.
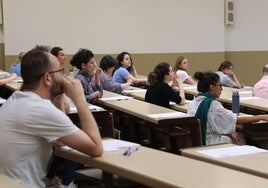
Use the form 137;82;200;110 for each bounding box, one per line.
9;52;25;77
145;62;185;108
113;52;147;85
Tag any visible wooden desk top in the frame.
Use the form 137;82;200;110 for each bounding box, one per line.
0;175;26;188
101;90;191;125
181;143;268;179
55;140;268;188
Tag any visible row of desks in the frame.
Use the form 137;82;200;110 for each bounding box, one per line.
55;138;268;188
98;90;202;153
2;76;268;187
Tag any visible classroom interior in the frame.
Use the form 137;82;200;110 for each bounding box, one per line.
1;1;268;187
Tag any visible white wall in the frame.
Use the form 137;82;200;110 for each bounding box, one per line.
2;0;224;55
225;0;268;51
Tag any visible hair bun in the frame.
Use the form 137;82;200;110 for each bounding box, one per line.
194;71;204;80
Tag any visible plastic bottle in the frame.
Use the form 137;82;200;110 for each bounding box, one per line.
69;68;74;77
232;90;240;114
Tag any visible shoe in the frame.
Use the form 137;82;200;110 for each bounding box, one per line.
59;181;77;188
43;177;59;188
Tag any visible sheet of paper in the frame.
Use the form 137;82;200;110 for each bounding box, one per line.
169;100;192;106
102;139;140;151
147;112;190;119
197;145;268;158
61;139;140;152
240;96;261;101
69;105;103;113
0;98;6;104
99;96;132;101
123;89;146;93
238;91;252;94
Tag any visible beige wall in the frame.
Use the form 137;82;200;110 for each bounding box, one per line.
4;51;267;86
1;1;268;87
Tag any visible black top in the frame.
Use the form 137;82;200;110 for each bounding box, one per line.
145;82;182;108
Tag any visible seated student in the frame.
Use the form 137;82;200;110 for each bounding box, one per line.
0;45;103;187
253;64;268;98
51;47;67;66
173;56;195;85
70;49;103;103
145;62;185;108
113;51;146;85
0;72;17;85
47;46;77;188
215;61;244;88
9;52;25;77
187;71;268;146
99;55;132;94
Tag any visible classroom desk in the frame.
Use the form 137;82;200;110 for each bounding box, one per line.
182;84;268;114
180;143;268;179
68;104;115;138
0;175;26;188
55;139;268;188
123;87;268;149
98;90;202;153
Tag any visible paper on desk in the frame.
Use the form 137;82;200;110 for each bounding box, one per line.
183;86;197;90
123;89;146;93
61;139;140;152
240;96;262;101
99;96;132;101
169;100;192;106
197;145;268;158
238;91;252;94
147;112;190;119
0;98;6;104
102;139;140;152
69;105;103;113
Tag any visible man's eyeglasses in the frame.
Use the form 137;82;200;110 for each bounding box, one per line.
48;68;64;75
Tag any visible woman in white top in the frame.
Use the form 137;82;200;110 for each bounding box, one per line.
173;56;195;85
188;71;268;145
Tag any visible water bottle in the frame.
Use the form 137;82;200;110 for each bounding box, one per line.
69;68;74;77
232;90;240;114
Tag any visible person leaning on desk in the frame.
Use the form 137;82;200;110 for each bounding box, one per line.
253;64;268;98
187;71;268;146
145;62;185;108
0;45;103;187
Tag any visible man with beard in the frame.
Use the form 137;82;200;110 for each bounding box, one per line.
0;46;103;187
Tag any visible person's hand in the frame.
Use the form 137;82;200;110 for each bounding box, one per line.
61;75;85;104
229;132;241;144
95;68;102;77
91;91;100;99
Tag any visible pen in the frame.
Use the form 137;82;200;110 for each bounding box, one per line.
117;98;128;101
123;146;139;156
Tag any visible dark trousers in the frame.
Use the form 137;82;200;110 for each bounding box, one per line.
47;154;77;185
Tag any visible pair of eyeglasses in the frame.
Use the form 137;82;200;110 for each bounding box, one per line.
48;68;64;75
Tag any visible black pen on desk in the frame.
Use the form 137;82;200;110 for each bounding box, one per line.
117;98;128;101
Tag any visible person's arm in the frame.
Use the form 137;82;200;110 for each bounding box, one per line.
173;75;185;105
237;114;268;124
94;68;103;86
52;93;71;114
229;72;242;88
121;79;133;90
0;73;17;85
58;75;103;157
184;77;195;85
130;65;138;78
126;74;147;85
